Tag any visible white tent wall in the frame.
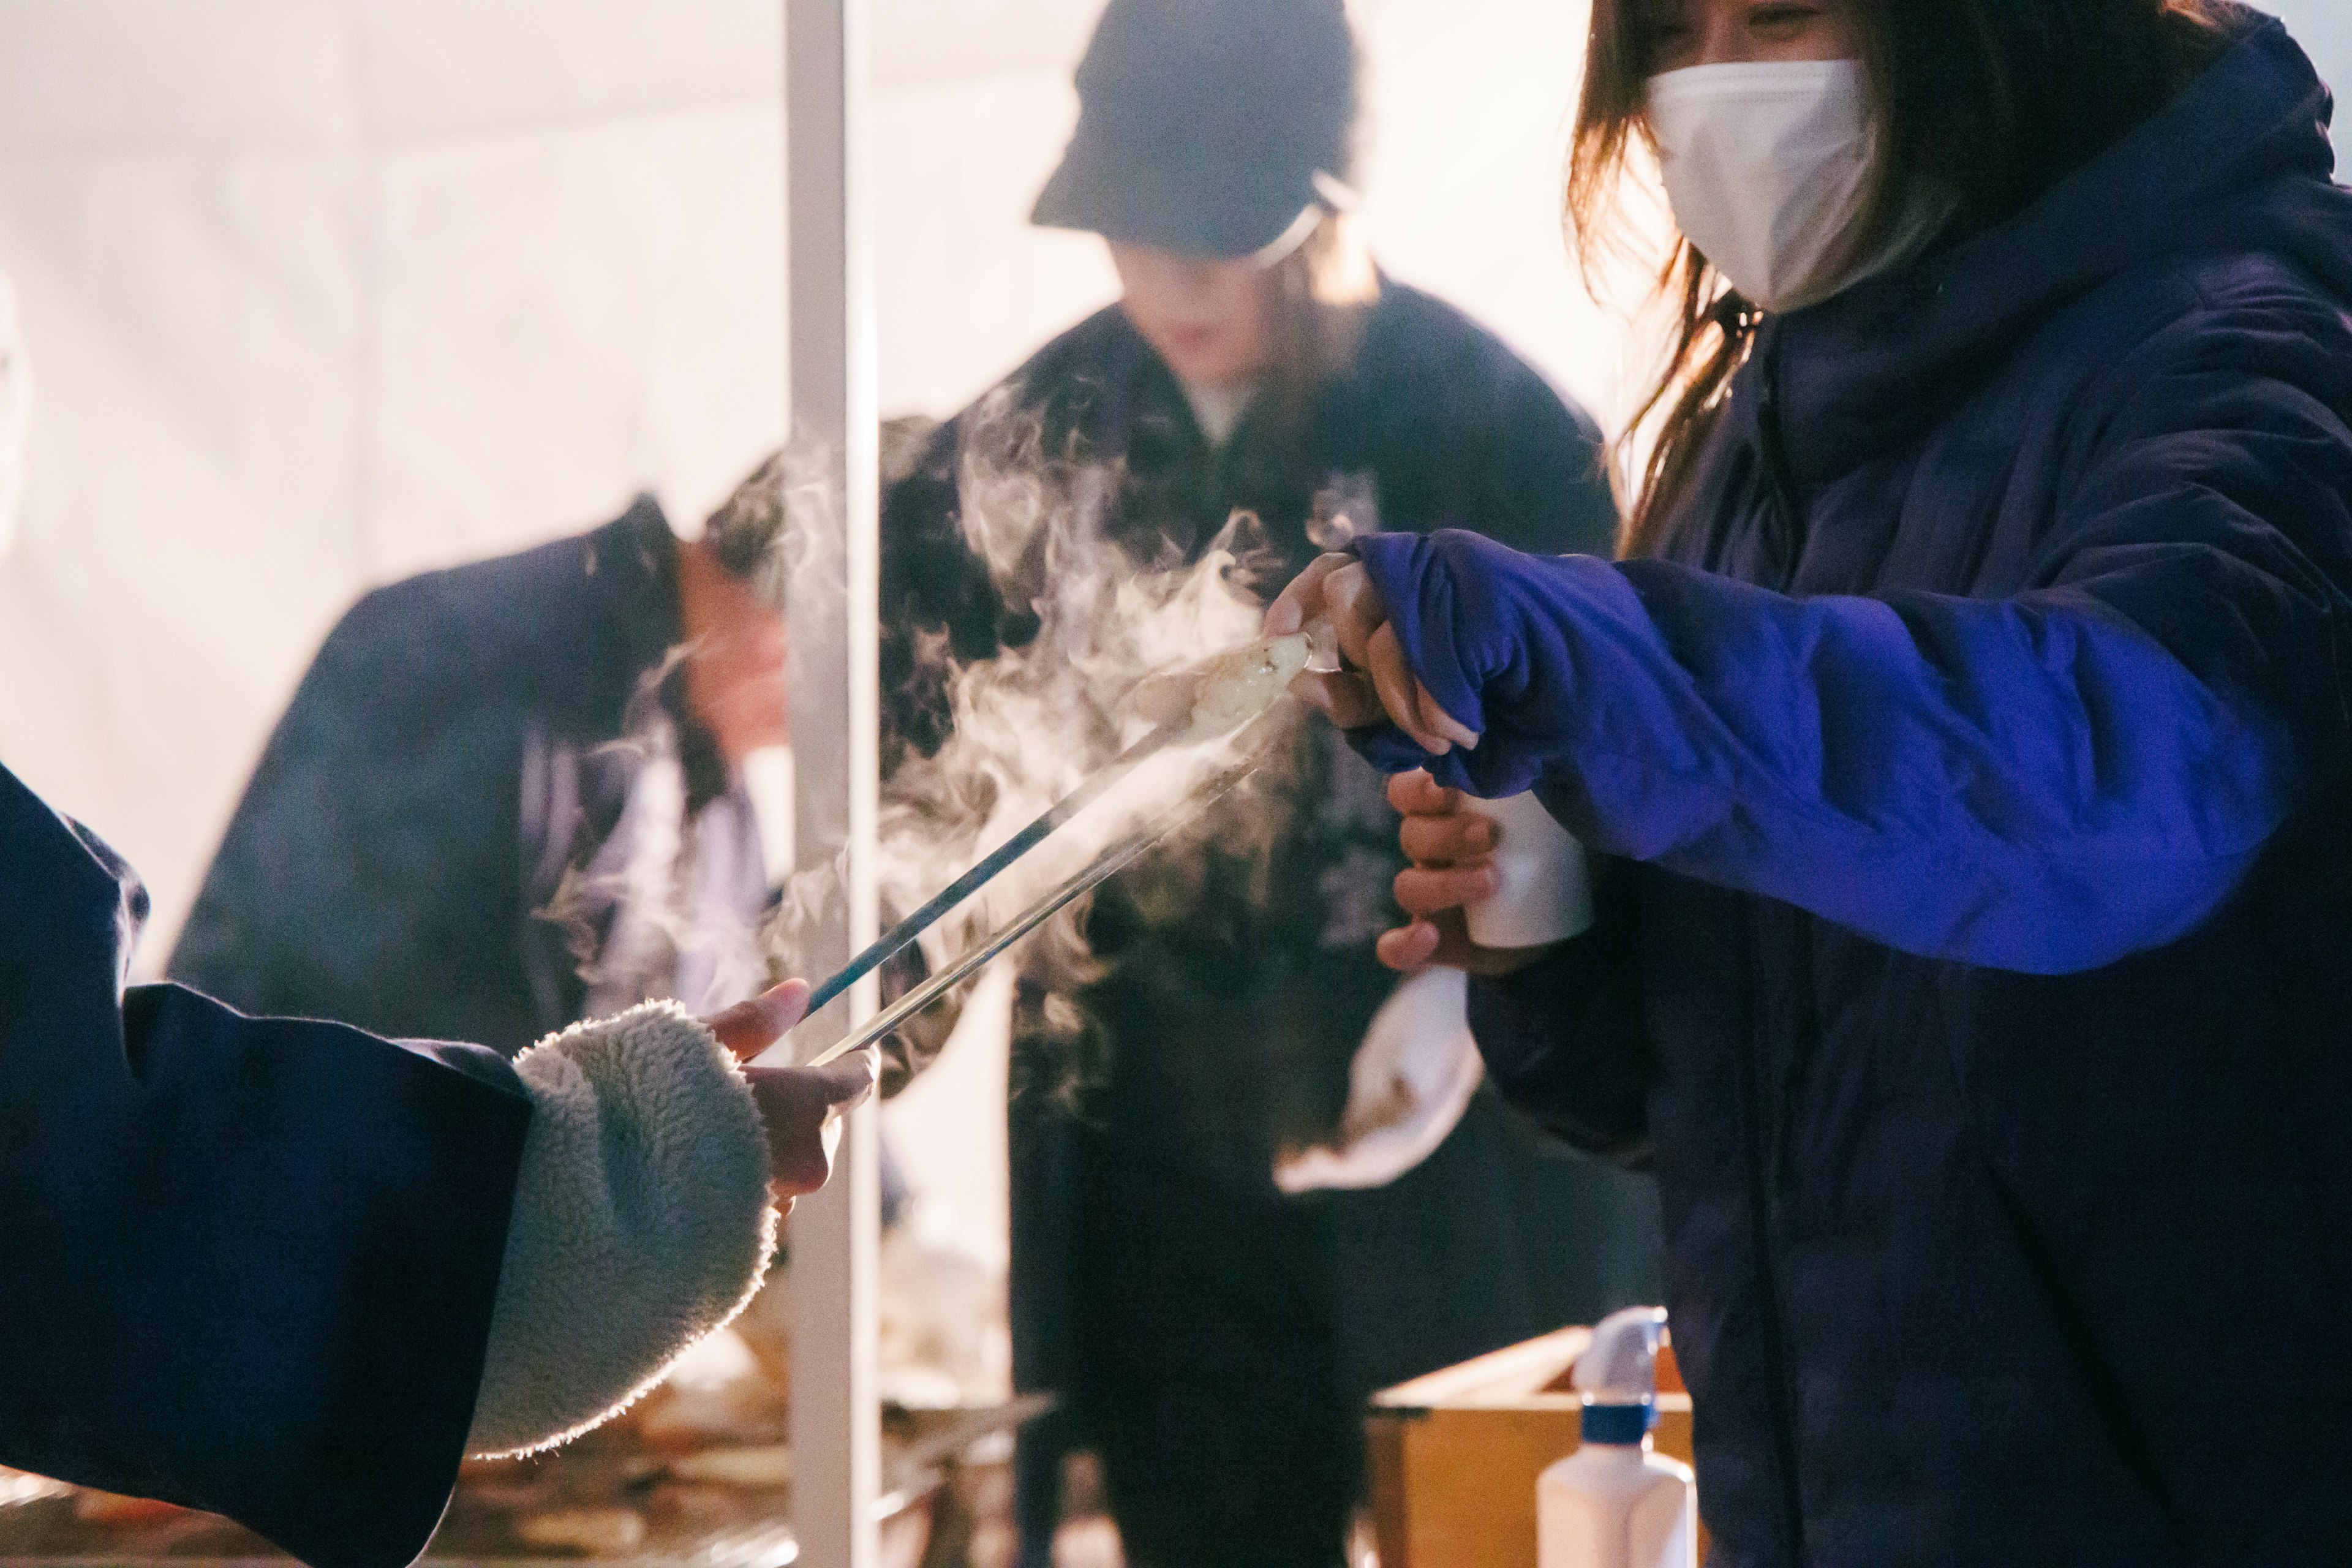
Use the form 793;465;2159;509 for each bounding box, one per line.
2271;0;2351;116
0;0;796;959
0;0;1634;968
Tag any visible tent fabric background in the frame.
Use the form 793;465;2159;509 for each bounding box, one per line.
0;0;2340;965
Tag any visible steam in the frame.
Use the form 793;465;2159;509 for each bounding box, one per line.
766;394;1305;1079
540;650;782;1021
543;399;1317;1098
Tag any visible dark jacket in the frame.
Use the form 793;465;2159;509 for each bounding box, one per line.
0;761;529;1568
1358;15;2352;1564
882;279;1621;1176
882;279;1657;1561
170;501;706;1052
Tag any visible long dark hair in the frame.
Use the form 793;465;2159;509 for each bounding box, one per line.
1576;0;2228;557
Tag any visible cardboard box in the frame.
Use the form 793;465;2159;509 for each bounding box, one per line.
1366;1325;1702;1567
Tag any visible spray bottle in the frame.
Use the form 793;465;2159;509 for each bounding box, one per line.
1461;791;1593;950
1537;1306;1697;1568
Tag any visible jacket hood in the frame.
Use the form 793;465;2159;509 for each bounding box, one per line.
1774;5;2352;484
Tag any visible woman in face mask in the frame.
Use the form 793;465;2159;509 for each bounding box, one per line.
1272;0;2352;1560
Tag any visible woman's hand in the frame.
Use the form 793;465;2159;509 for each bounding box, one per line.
702;980;880;1202
1378;771;1558;979
1266;552;1481;755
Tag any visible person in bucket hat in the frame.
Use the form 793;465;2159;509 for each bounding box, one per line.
877;2;1657;1562
1033;0;1357;261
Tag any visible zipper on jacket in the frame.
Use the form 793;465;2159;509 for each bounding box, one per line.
1755;346;1806;592
1736;901;1809;1565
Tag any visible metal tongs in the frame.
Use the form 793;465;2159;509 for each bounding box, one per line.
794;625;1327;1068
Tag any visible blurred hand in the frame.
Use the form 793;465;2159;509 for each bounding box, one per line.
1378;771;1558;979
702;980;879;1203
1265;552;1480;755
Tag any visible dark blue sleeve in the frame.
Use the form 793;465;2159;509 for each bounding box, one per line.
1354;303;2352;976
0;763;532;1568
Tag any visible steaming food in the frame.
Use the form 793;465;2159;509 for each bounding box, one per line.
1134;629;1316;745
1181;630;1314;742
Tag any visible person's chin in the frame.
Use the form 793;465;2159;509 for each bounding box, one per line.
1155;336;1234;385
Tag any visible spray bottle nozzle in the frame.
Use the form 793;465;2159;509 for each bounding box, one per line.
1574;1306;1670;1446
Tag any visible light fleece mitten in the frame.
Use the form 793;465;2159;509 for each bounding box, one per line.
465;1000;776;1458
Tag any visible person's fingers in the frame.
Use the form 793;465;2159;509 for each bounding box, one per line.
1323;564;1386;671
1395;863;1500;917
1292;669;1390;730
1410;677;1482;753
1380;911;1493;974
1387;768;1460;819
1371;631;1482;755
743;1043;876;1197
746;1067;837;1194
766;1106;849;1210
1365;625;1450;754
1265;552;1354;636
1381;907;1562;979
1400;810;1497;865
1376;919;1442;973
1289;568;1478;760
809;1043;880;1110
706;978;813;1062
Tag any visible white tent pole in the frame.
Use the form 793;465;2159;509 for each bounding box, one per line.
785;0;881;1558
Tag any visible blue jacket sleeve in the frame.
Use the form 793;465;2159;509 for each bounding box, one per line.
0;763;532;1568
1355;306;2352;976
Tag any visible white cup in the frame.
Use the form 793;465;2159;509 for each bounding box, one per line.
1461;791;1594;949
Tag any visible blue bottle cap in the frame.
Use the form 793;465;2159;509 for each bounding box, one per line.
1580;1396;1657;1446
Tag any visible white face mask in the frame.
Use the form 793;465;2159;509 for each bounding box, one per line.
1647;59;1885;314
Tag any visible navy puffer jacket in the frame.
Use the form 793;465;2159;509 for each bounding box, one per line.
1355;12;2352;1564
0;763;530;1568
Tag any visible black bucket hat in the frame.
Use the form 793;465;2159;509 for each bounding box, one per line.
1033;0;1359;260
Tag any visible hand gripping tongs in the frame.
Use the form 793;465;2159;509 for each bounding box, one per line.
790;626;1326;1068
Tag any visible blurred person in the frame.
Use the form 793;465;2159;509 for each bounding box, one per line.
876;1;1661;1564
173;461;804;1049
168;456;941;1248
2;756;872;1568
1272;0;2352;1561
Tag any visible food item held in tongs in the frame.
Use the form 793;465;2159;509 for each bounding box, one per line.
1129;624;1326;744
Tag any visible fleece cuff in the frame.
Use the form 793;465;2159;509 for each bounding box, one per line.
466;1001;776;1458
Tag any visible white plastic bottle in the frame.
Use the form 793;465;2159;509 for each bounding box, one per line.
1537;1306;1697;1568
1461;791;1594;950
